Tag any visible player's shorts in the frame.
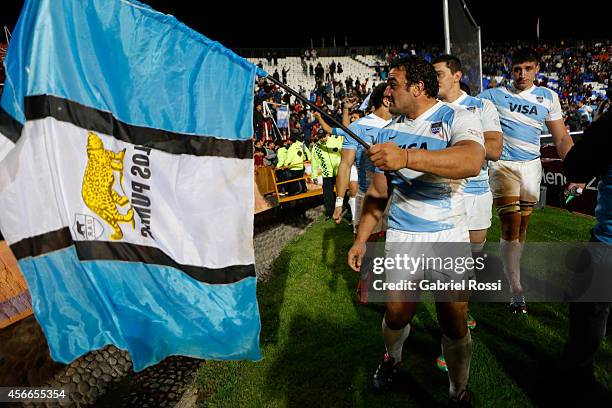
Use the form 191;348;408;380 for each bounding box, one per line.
350;164;358;183
464;191;493;230
489;158;542;202
381;226;473;301
355;190;388;235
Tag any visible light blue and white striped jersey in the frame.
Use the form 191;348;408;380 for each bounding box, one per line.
375;101;484;233
332;113;391;192
451;91;502;195
478;84;562;161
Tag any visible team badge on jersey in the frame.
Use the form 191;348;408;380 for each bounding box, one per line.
466;106;476;113
430;121;442;135
536;96;544;103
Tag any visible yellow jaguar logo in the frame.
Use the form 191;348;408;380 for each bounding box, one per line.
82;132;134;240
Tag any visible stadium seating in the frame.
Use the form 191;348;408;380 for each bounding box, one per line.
247;56;379;92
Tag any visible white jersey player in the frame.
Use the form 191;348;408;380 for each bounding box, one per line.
348;56;484;406
478;48;580;313
433;55;502;254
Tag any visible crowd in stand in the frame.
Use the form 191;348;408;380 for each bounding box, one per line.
252;40;610;155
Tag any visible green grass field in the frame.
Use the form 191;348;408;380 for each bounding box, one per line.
195;207;611;407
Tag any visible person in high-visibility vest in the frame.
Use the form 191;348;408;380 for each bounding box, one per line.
284;136;311;195
275;139;291;195
310;128;343;218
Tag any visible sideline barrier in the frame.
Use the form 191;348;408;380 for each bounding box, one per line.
0;241;32;328
254;165;323;213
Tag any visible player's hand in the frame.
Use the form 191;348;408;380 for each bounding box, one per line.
369;143;407;171
343;97;358;110
332;206;344;224
567;182;586;195
348;242;366;272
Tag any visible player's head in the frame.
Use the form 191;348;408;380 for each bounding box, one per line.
316;128;328;142
385;56;438;115
369;82;391;113
349;109;364;123
432;54;463;101
511;48;540;91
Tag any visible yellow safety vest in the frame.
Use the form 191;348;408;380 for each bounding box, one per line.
276;147;288;168
285;142;311;170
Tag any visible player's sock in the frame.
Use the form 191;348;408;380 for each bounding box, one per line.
382;316;411;362
500;238;522;293
348;196;357;223
442;331;472;398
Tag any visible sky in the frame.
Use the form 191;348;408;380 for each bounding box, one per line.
1;1;609;49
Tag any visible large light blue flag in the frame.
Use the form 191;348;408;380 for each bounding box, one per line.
0;0;263;371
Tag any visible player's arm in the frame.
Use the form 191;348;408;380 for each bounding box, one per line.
481;99;503;161
342;97;359;127
545;90;573;160
313;112;334;134
333;149;356;223
483;131;502;161
369;141;484;179
547;118;573;160
348;173;389;271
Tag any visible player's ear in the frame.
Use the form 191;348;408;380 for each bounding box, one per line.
413;82;425;97
455;70;463;83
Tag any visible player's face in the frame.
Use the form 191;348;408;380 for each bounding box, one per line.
385;67;413;115
512;61;539;91
433;62;456;101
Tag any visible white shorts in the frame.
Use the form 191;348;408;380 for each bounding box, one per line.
489;158;542;203
464;191;493;230
383;227;472;292
350;164;358;183
355;190;388;235
386;226;470;245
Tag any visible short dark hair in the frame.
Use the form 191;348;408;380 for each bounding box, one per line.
431;54;462;74
511;48;539;66
369;83;388;110
389;56;439;98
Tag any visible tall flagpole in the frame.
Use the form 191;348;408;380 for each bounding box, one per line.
443;0;451;54
264;74;414;185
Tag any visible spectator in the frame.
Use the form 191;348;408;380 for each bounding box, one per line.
263;141;277;167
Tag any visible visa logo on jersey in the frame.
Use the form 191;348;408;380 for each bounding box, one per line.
509;103;538;115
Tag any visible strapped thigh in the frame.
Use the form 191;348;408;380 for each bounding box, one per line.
496;200;520;216
520;201;536;217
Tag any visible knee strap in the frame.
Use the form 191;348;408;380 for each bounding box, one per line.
497;201;520;216
520;201;536;217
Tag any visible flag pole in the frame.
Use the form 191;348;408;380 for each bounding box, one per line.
264;74;414;185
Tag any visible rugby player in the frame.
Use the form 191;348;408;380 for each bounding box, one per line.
348;56;484;406
432;54;503;370
478;49;581;313
316;87;392;302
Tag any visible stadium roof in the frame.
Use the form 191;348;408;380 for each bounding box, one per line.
1;1;609;48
